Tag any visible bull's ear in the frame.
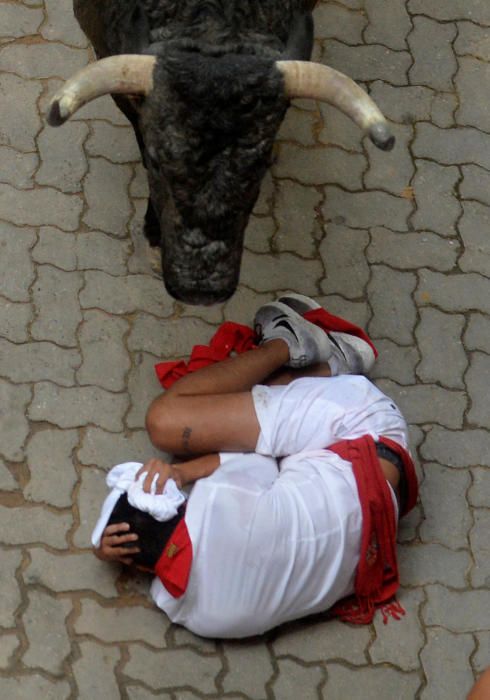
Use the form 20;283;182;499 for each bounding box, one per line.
120;5;151;54
283;12;314;61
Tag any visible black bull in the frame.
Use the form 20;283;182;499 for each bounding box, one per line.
48;0;394;305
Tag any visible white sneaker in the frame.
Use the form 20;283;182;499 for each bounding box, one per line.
254;301;332;368
277;292;321;315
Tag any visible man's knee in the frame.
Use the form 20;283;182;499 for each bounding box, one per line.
146;395;173;449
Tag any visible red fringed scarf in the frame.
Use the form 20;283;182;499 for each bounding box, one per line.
155;309;377;389
328;435;415;625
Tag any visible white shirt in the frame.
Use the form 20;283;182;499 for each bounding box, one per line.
150;376;408;638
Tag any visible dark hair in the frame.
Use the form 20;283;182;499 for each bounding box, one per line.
107;493;185;569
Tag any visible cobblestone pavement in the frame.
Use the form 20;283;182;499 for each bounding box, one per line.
1;1;490;698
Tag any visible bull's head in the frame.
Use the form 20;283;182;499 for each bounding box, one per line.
47;53;394;304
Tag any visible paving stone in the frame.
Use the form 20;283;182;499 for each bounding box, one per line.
24;549;118;598
0;338;80;387
74;92;132;126
0;42;88;80
399;543;471;587
419;463;472;549
466;353;490;429
459;200;490;276
130;163;149;199
0;379;31;461
0;675;70;700
77;310;130;391
36;122;88;193
370;339;419;385
272;658;324;700
416;269;490;315
461;165;490;207
40;0;89;47
128;314;214;359
0;146;38;188
245;215;275;254
32;227;77;270
0;184;82;231
29;382;129;432
422;427;490;468
420;627;475;700
0;300;32;343
126;688;173;700
430;91;458;129
413;123;490;170
416;309;467;389
0;74;42;151
277;106;317;147
370;588;424;670
323;187;413;231
0;224;36;302
319;225;369;299
78;427;160;471
317;294;370;329
425;585;490;632
241;250;322;296
274;142;365;189
76;232;131;275
376;380;467;429
222;642;274;698
456;56;490;132
274;180;322;257
81;271;173;318
466;314;490;355
318;103;364;152
411;160;461;236
323;40;411;85
408;17;457;91
367;228;459;271
408;0;490;23
368;266;417;344
76;599;168;647
24;428;78;507
365;0;411;49
0;550;23;627
369;82;433;125
86;122;140;163
273;619;370;665
314;3;366;44
0;3;43;37
22;589;71;675
73;467;107;548
0;458;17;491
364;123;414;196
32;265;83;347
72;640;120;700
323;664;420;700
455;21;490;61
83;158;132;236
127;352;164;430
468;467;490;507
0;634;19;669
473;633;490;674
470;509;490;587
223;285;273;325
0;503;71;548
124;646;222;693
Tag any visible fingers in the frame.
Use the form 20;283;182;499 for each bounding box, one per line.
136;458;172;494
95;523;140;563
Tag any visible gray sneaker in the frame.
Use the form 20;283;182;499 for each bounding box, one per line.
254;301;332;368
326;331;376;375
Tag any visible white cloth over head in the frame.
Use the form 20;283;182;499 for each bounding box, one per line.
91;461;187;548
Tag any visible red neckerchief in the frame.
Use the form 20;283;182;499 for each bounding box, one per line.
155;311;378;389
328;436;417;625
154;519;193;598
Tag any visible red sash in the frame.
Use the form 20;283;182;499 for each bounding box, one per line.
328;435;417;624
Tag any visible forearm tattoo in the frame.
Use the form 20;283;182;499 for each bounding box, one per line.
182;426;192;453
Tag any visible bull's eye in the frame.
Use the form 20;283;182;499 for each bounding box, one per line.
146;145;160;171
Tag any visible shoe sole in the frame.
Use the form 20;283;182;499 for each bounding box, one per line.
277;293;321;316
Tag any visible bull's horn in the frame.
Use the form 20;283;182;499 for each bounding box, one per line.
47;55;156;126
276;60;395;151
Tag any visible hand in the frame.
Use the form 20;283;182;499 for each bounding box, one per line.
94;523;140;565
136;458;183;494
